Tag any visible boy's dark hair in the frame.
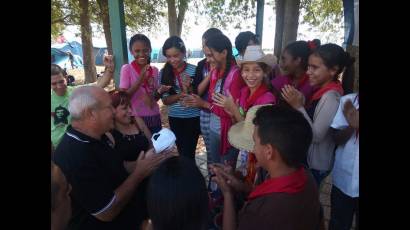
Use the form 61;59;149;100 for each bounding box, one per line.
129;33;152;51
202;28;223;41
284;39;321;70
147;156;208;230
235;31;260;55
206;33;236;94
160;36;187;95
253;105;312;168
51;64;64;76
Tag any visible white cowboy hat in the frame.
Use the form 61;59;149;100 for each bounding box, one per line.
228;104;273;152
237;45;277;68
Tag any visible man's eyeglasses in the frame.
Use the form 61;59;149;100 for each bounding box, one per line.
51;80;65;86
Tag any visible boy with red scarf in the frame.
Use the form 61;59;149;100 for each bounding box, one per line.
210;105;321;230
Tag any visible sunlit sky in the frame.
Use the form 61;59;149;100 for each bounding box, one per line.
60;4;344;53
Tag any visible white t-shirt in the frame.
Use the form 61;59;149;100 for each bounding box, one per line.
330;93;359;198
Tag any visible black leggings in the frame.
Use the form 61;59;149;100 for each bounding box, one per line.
168;116;200;159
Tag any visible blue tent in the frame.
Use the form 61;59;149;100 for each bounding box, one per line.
51;41;83;69
93;46;107;65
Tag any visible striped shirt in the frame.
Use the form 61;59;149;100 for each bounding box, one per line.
160;63;201;118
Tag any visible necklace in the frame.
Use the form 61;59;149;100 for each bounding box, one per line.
122;131;143;141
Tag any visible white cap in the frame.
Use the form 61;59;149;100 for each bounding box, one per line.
151;128;176;153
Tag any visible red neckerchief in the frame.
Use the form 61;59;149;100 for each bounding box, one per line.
207;62;239;155
308;81;344;106
285;73;309;90
244;84;269;111
208;60;235;97
131;61;153;92
172;62;187;89
248;166;307;201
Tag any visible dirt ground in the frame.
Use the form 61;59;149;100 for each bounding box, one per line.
67;66;207;155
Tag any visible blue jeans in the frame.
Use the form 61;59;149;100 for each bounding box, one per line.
208;130;239;170
310;169;330;187
200;110;211;155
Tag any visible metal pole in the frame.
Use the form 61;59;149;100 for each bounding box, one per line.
108;0;128;88
256;0;265;44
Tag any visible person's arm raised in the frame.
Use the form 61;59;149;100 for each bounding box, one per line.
96;55;115;88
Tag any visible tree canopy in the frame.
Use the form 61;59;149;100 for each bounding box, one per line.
300;0;343;32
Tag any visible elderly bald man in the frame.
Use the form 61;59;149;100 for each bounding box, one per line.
53;85;173;230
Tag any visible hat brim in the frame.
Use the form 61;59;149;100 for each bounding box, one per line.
228;121;255;152
237;54;277;69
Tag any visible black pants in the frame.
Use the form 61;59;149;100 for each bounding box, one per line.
168;116;200;160
329;186;359;230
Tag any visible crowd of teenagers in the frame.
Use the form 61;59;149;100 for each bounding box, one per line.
51;28;359;230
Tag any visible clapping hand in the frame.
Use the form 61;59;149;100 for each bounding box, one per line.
281;84;305;109
158;85;172;94
128;148;172;179
212;91;238;115
140;65;151;82
210;163;250;195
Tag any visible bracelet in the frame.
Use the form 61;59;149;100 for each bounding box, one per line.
239;106;245;117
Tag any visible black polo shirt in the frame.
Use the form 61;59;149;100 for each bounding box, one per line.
54;125;144;230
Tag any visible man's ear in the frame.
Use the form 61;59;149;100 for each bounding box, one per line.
265;144;280;162
264;144;274;161
84;108;96;121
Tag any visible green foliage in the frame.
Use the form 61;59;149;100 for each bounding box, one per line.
51;0;81;39
195;0;256;29
300;0;343;32
51;0;343;42
123;0;165;32
51;0;165;39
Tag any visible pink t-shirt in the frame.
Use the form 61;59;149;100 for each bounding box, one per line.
120;64;160;117
239;86;276;110
271;74;317;103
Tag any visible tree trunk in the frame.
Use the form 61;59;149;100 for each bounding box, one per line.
167;0;188;37
167;0;178;36
274;0;300;58
97;0;113;55
282;0;300;49
79;0;97;83
274;0;285;58
176;0;188;37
